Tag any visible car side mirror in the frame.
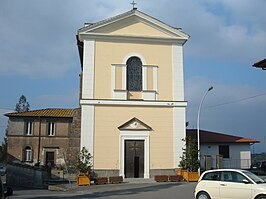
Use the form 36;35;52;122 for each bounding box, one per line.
4;187;13;198
243;179;250;184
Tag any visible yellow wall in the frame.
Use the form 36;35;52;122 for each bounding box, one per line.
94;40;173;100
110;21;171;37
92;19;172;38
115;66;123;90
93;105;174;170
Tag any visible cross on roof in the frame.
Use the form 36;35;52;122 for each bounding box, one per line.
131;0;137;9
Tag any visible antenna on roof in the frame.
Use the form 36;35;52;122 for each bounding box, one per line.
131;0;137;10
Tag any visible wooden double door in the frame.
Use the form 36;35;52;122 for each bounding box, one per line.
124;140;144;178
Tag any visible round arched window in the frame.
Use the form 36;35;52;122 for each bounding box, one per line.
24;146;32;162
126;57;142;91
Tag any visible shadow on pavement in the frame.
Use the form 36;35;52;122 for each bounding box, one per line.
18;183;185;199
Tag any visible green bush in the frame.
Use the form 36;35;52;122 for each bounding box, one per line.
76;147;93;175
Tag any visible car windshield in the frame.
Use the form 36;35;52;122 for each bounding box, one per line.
243;171;265;184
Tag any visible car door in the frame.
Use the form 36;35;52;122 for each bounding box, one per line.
219;171;252;199
200;171;221;199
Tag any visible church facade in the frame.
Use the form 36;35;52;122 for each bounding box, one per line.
77;9;189;178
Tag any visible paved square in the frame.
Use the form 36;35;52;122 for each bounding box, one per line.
10;182;197;199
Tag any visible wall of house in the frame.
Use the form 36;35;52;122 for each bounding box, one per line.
200;143;251;169
67;108;81;167
7;117;73;168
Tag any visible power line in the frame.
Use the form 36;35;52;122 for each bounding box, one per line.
207;92;266;109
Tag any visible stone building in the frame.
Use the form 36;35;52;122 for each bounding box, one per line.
5;108;81;168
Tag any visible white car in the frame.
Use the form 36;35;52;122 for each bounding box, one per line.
195;169;266;199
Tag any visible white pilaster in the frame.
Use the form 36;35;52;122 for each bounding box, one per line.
173;107;186;168
122;65;126;90
172;44;184;101
80;105;95;155
143;66;147;91
111;64;116;97
82;39;95;99
153;66;158;100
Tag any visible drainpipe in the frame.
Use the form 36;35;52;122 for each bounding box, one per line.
37;116;41;164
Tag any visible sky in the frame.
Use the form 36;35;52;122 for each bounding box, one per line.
1;0;266;153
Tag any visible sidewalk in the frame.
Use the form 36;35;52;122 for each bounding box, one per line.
48;178;157;191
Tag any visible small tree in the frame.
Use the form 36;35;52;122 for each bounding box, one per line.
15;95;30;112
179;136;200;172
76;147;93;175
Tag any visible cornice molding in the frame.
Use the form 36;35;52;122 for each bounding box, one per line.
80;99;187;107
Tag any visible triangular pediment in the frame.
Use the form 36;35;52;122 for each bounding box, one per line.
78;9;189;41
118;117;152;131
91;17;174;38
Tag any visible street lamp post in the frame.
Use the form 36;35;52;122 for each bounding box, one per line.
197;86;213;175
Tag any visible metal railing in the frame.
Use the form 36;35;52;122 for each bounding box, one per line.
202;156;251;170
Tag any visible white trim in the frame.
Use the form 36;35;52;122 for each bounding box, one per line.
122;53;147;65
135;11;189;39
80;99;187;107
78;10;189;41
82;39;95;99
111;64;116;98
120;131;150;178
80;105;95;155
173;107;186;168
79;33;187;45
143;66;147;91
113;90;127;99
122;66;126;90
142;91;156;100
111;64;127;99
153;67;158;100
172;44;184;101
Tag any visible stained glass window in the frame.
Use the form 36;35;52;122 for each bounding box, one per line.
126;57;142;91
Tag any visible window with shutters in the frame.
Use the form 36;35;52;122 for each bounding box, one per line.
25;122;33;135
48;122;55;136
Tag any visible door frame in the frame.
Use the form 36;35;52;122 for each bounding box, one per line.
120;130;150;178
43;148;57;166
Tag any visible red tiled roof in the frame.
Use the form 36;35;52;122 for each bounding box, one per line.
253;59;266;69
5;108;76;118
187;129;259;144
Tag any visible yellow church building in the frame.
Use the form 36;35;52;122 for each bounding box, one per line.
77;8;189;178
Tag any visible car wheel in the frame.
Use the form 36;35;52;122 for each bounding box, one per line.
197;192;211;199
257;195;266;199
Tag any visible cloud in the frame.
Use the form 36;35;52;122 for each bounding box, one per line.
32;89;79;109
142;0;266;63
1;0;266;78
185;76;266;152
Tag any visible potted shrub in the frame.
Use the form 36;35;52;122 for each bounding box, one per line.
178;136;200;182
76;147;93;186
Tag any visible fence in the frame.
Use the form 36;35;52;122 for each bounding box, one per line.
203;155;251;170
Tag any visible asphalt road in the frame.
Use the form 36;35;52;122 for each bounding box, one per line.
9;182;197;199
